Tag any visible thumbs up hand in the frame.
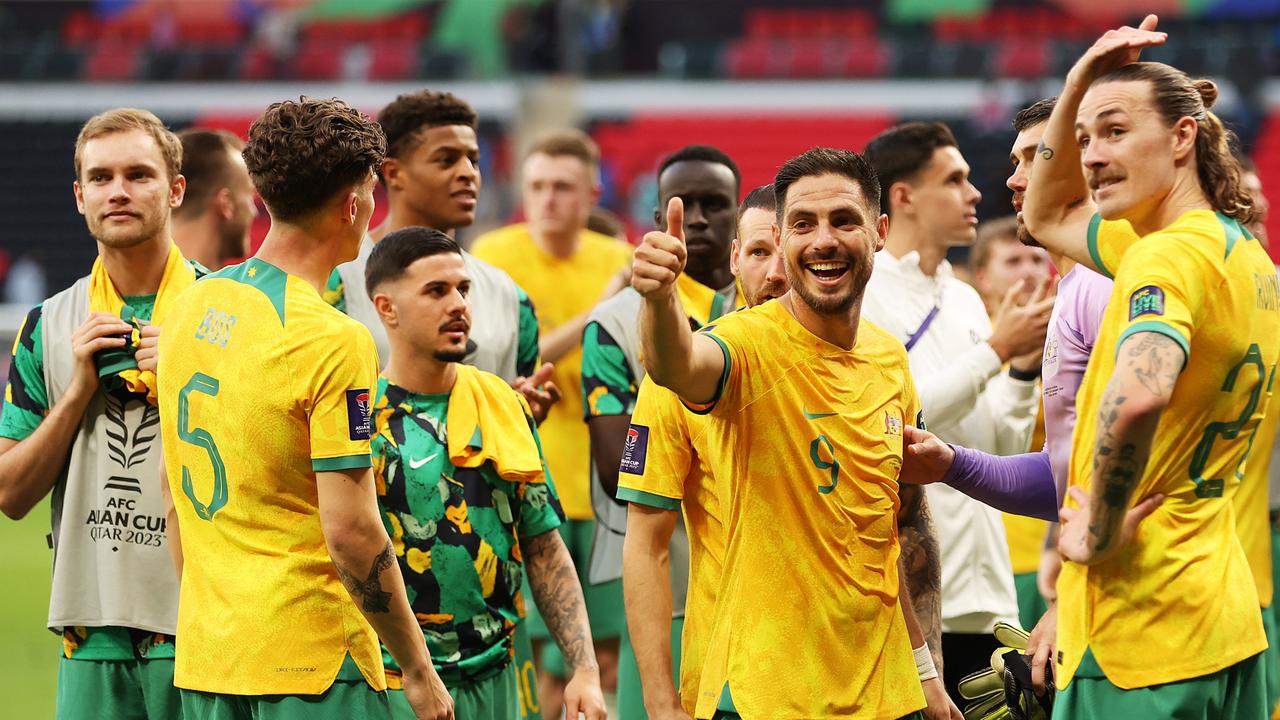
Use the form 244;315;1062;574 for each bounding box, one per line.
632;197;687;300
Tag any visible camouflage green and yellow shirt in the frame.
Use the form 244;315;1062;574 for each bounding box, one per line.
0;295;177;661
372;377;564;685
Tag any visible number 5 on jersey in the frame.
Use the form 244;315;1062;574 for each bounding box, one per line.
178;372;229;520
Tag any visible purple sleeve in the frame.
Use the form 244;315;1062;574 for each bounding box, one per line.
940;446;1059;521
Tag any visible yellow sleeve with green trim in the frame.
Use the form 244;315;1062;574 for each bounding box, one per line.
1086;215;1141;280
1110;238;1204;361
617;377;692;510
306;322;380;471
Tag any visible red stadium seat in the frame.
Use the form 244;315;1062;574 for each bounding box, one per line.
62;11;100;49
993;38;1050;79
724;37;780;79
83;42;142;82
786;41;829;78
292;42;342;80
369;40;418;80
834;36;890;78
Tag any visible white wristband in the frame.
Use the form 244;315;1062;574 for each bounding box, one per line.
914;644;938;682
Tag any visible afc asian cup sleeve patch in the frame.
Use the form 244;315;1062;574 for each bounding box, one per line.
345;389;372;441
619;424;650;476
1128;285;1166;320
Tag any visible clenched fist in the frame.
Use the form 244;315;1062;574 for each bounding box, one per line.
632;197;688;300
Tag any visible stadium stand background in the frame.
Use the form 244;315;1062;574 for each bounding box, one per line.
0;0;1277;716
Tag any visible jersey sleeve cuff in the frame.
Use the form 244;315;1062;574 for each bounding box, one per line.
1116;320;1190;364
681;333;731;415
1086;213;1114;279
617;487;681;510
312;454;372;472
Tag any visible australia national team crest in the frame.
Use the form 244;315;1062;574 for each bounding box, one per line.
619;424;650;475
346;389;372;440
1129;285;1166;320
884;412;903;436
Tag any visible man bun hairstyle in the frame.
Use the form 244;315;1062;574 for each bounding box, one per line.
773;147;881;224
365;226;461;298
1096;62;1255;224
243;97;386;222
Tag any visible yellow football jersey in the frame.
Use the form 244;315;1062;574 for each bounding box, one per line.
617;376;723;716
1057;210;1279;689
688;300;925;720
158;258;385;695
471;224;632;520
1091;214;1277;608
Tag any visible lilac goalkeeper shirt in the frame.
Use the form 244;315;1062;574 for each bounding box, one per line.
1041;264;1113;496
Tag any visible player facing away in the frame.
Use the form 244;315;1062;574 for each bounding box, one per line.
361;227;607;720
157;98;453;720
633;147;929;719
620;183;959;720
1020;16;1280;718
0;108;193;720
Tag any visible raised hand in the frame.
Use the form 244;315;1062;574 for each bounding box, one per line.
632;197;687;300
989;278;1055;364
1069;14;1166;87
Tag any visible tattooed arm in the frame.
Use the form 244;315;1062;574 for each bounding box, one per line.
1058;332;1177;564
898;485;943;671
524;528;607;719
318;468;454;720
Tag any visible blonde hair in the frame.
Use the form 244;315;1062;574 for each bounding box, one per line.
74;108;182;181
1096;62;1255;224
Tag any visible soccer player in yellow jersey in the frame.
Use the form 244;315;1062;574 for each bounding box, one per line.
1018;16;1279;717
157;98;452;720
633;147;930;719
621;184;958;720
471;130;631;710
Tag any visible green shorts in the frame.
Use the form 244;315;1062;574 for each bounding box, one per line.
524;518;624;676
1054;648;1267;719
57;656;180;720
617;616;684;720
1014;570;1049;631
511;620;541;719
389;663;517;720
1263;605;1280;716
180;656;389;720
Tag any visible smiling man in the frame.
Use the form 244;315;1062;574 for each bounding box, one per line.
362;227;606;720
631;147;929;719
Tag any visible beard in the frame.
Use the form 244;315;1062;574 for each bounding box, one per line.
434;347;468;362
87;208;165;249
745;279;787;309
786;249;874;316
217;219;251;264
1015;220;1043;249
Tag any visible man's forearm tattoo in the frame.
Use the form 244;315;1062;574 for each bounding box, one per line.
336;540;395;614
525;530;597;673
899;486;943;668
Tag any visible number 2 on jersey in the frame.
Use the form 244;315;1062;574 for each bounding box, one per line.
1189;343;1275;498
178;372;229;520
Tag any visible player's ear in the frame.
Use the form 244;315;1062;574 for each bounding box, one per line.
73;180;86;215
729;237;741;276
215;187;234;221
343;191;359;224
381;157;402;192
1172;116;1197;162
889;182;911;216
875;213;889;252
772;221;781;248
169;173;186;209
372;292;397;327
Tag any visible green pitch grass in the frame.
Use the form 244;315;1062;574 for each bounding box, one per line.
0;498;56;718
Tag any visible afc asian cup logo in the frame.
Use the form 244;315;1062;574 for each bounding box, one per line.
346;389;373;440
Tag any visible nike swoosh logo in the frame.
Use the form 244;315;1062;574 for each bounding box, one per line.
803;409;838;420
408;453;439;470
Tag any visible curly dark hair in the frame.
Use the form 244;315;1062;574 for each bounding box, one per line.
377;90;477;160
243;97;386;222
